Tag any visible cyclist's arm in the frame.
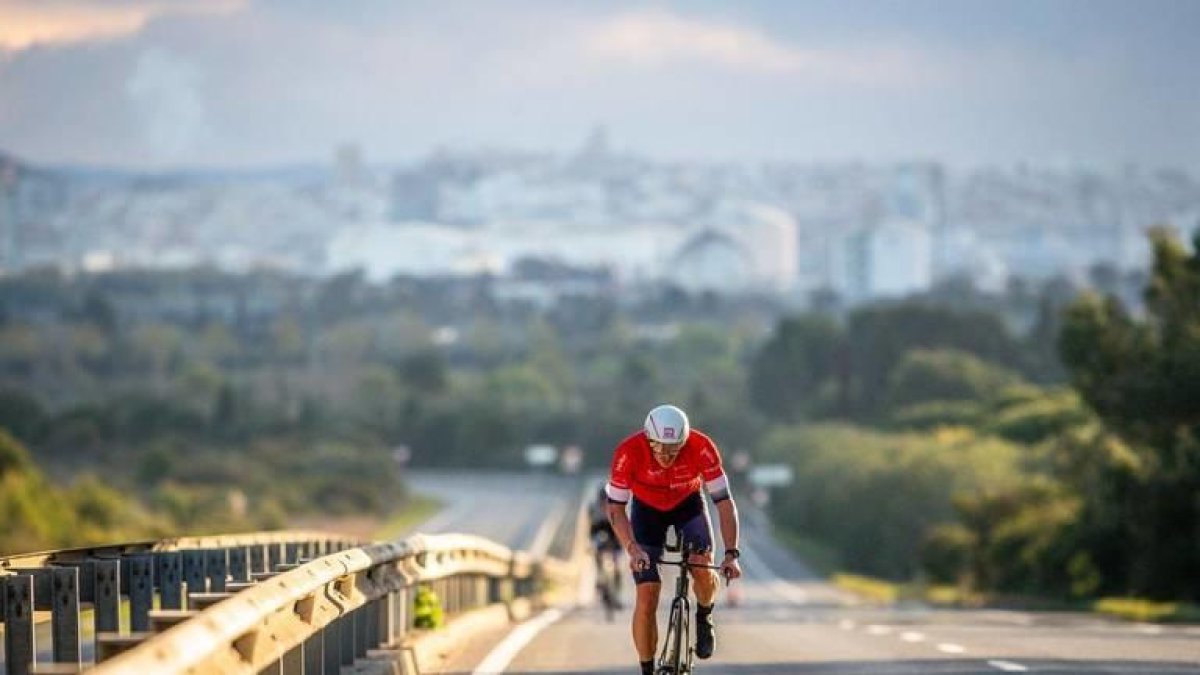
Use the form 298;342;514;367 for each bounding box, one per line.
714;496;740;556
606;498;637;553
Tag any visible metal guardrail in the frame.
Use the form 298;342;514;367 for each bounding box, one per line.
90;533;542;675
0;531;365;675
1;525;583;675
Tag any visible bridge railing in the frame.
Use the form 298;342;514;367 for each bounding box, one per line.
0;531;365;675
1;529;573;675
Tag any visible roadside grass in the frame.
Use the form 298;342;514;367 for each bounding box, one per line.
829;573;1200;623
773;525;1199;623
374;494;444;541
1093;597;1196;623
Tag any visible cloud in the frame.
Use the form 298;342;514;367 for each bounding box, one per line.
0;0;245;50
582;9;934;86
0;1;1196;169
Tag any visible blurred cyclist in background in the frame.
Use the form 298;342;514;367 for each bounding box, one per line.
589;481;625;616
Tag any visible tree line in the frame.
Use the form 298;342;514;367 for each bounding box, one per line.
752;227;1198;603
1;232;1192;606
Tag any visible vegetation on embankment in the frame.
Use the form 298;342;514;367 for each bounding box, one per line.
753;227;1200;608
1;228;1196;613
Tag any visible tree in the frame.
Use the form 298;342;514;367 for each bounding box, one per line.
0;387;46;443
846;303;1027;418
884;349;1026;412
748;315;840;421
1058;226;1200;600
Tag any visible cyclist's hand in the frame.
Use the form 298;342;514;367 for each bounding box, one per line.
627;543;651;573
720;556;742;581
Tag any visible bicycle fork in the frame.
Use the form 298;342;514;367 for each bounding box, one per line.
657;565;694;674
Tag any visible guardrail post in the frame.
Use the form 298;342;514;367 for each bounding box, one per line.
340;613;355;666
376;596;390;650
183;550;206;596
50;566;81;666
156;552;183;610
229;547;249;582
355;607;369;658
4;574;35;675
206;549;228;592
323;617;342;674
250;545;266;577
94;560;120;650
268;543;282;571
303;632;322;674
127;555;153;631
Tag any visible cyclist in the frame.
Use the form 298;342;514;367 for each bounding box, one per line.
589;481;624;610
604;404;742;675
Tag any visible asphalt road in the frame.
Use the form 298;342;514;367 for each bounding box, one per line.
407;472;1200;675
403;469;588;555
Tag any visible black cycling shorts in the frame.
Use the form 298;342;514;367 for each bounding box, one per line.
630;492;713;585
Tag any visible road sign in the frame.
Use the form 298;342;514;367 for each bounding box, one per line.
748;463;794;488
524;444;558;467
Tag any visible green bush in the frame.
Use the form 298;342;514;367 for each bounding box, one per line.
758;424;1025;580
888;400;985;431
413;585;445;629
885;349;1027;412
983;389;1093;444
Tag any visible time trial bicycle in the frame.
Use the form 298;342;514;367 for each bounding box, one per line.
654;540;729;675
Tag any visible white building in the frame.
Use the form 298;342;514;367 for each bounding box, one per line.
836;218;933;300
674;201;799;293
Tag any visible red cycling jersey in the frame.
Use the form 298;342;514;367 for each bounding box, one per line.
606;429;728;511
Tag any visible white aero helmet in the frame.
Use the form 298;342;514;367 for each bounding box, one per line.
644;404;690;444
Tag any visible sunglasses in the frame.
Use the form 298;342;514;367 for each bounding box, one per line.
650;440;684;455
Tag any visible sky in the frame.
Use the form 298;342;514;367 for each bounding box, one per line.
0;0;1197;170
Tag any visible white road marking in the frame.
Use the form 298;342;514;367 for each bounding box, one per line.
936;643;965;654
1134;623;1163;635
528;503;567;557
838;619;856;630
866;624;893;635
473;608;566;675
900;631;925;642
988;660;1029;672
739;545;810;605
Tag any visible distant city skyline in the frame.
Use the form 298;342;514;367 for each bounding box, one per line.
1;0;1198;171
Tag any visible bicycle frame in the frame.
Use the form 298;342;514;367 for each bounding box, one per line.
655;550;723;675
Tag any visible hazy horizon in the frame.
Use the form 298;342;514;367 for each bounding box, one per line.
2;0;1198;172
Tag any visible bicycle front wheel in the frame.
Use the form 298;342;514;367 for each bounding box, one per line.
664;597;688;674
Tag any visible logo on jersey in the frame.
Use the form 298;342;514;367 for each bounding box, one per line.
663;427;677;440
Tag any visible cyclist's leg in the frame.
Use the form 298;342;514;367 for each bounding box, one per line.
676;493;718;605
630;497;668;665
676;493;718;660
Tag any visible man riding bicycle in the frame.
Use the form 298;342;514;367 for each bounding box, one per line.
604;404;742;675
589;481;625;610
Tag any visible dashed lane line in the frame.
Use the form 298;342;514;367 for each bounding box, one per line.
899;631;925;643
936;643;966;654
472;608;566;675
988;660;1029;672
